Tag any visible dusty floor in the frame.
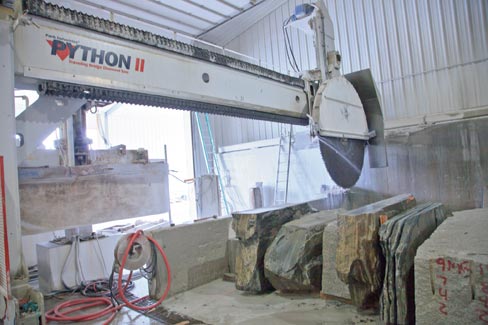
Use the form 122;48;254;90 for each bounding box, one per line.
44;279;379;324
163;280;379;325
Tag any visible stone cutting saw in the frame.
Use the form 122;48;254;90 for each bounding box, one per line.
13;0;387;188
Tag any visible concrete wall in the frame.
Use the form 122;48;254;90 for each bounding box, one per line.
149;217;231;298
355;118;488;211
217;117;488;213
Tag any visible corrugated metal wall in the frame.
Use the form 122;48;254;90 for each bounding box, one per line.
222;0;488;121
193;0;488;177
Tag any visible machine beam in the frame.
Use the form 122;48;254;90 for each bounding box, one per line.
14;16;308;125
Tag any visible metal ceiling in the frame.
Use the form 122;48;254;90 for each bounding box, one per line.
43;0;263;41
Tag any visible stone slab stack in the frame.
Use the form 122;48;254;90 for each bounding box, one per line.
415;208;488;325
264;210;338;292
336;193;416;310
232;203;313;293
321;220;351;302
379;202;447;324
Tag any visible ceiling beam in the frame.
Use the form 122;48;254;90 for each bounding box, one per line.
179;0;230;19
198;0;287;45
215;0;244;12
97;0;206;31
73;0;200;36
147;0;216;25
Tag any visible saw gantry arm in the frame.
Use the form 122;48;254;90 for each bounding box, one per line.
14;0;386;188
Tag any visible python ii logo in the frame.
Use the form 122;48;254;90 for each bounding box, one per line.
47;38;145;72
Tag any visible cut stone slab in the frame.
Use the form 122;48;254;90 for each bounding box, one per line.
322;220;351;302
336;193;416;310
379;202;447;325
415;208;488;325
232;203;314;293
19;162;170;234
264;209;339;292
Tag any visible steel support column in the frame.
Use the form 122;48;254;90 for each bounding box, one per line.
0;20;28;284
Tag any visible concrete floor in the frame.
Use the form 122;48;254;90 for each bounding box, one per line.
163;280;379;325
45;279;379;324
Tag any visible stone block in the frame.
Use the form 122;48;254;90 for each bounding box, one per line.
264;210;338;292
19;162;170;234
415;208;488;325
379;202;447;325
336;193;416;310
232;203;313;293
322;220;351;301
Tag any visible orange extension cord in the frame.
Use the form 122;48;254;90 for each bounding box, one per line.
45;230;171;324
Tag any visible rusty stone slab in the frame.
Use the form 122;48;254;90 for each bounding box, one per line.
322;220;351;301
336;193;416;311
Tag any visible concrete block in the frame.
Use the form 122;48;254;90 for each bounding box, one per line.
322;220;351;301
232;203;314;293
336;193;416;310
149;217;231;298
264;210;338;292
37;235;120;293
415;208;488;325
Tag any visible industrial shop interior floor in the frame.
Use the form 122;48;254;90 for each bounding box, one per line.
44;279;379;324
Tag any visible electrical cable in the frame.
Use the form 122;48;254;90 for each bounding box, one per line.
283;17;300;73
80;278;135;298
60;239;80;291
95;234;109;278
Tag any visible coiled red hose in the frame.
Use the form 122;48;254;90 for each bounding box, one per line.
45;230;171;323
117;230;172;311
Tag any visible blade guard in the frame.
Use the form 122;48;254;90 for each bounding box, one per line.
312;75;371;140
312;70;387;168
344;69;387;168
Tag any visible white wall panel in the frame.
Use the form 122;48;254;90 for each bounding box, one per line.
192;113;285;177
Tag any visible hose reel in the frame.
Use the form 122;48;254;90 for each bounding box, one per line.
114;233;151;271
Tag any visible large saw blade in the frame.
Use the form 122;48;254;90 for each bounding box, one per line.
318;136;365;188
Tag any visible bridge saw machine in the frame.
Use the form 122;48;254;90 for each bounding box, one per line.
0;0;386;322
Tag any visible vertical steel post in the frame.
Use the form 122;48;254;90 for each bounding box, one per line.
0;20;27;285
164;144;173;225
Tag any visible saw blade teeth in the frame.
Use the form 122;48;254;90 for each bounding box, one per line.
42;81;309;125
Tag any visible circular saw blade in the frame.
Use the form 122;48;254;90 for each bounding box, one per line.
318;136;365;188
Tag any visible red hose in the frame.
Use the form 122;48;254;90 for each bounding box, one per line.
45;297;121;324
117;230;172;311
45;230;171;323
